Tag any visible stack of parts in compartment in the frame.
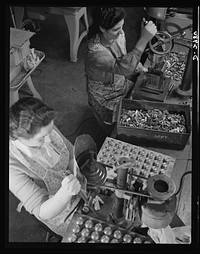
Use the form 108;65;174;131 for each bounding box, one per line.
97;137;176;186
65;212;154;243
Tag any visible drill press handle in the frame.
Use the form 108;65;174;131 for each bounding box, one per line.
149;31;173;55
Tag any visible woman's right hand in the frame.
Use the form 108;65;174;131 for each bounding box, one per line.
141;20;157;42
61;174;81;195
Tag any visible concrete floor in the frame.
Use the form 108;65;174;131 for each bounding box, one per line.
8;8;193;243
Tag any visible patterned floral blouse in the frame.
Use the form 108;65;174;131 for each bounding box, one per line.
9;127;84;237
84;30;143;123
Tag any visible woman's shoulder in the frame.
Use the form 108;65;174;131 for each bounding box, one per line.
87;34;105;52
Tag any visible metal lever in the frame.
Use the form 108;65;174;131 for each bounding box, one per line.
88;182;152;199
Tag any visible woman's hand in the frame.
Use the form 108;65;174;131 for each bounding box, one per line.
135;62;148;73
141;20;157;42
39;173;81;220
61;174;81;195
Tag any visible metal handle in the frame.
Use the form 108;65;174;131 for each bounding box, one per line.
149;31;173;55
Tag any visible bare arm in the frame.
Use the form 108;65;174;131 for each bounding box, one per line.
9;140;81;221
39;174;81;220
135;20;157;52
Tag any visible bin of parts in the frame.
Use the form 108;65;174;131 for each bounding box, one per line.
116;99;191;150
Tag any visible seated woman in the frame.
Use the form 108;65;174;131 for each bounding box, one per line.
9;97;86;239
84;7;157;133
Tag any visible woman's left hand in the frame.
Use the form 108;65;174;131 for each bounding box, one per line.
135;62;148;73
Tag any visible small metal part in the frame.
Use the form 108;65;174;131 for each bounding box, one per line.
76;216;84;225
85;220;93;229
113;230;122;239
67;233;77;242
100;235;110;243
111;238;119;243
82;204;90;214
103;226;112;236
77;236;86;243
123;234;132;243
81;228;90;237
91;231;100;241
94;223;103;232
72;225;81;234
133;237;142;244
144;240;152;244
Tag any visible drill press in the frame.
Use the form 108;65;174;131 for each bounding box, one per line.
132;8;192;102
132;15;182;102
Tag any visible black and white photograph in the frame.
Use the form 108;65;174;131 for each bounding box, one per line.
5;5;199;248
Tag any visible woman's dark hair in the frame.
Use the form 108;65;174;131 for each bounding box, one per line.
9;97;57;140
87;7;126;40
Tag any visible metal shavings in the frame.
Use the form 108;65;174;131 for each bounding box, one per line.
120;108;187;133
164;51;187;82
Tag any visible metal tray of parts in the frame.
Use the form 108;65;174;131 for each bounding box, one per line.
116;99;191;150
64;211;154;244
97;137;175;182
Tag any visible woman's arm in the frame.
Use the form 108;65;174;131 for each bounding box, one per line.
86;21;157;77
9;153;80;221
39;174;80;220
135;20;157;52
9;160;49;216
87;43;142;77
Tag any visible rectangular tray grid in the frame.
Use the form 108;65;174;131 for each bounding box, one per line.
65;212;154;244
97;137;176;184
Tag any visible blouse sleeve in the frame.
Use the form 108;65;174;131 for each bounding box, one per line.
87;42;143;77
9;156;49;217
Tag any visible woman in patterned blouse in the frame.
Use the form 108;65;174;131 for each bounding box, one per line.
9;97;86;239
84;7;157;133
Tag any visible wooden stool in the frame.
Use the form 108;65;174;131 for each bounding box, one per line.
48;7;89;62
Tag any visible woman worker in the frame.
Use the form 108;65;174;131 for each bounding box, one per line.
84;7;157;134
9;97;86;239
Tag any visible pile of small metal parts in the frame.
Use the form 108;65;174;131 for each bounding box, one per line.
119;108;187;133
66;213;154;243
164;51;187;82
97;137;175;183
